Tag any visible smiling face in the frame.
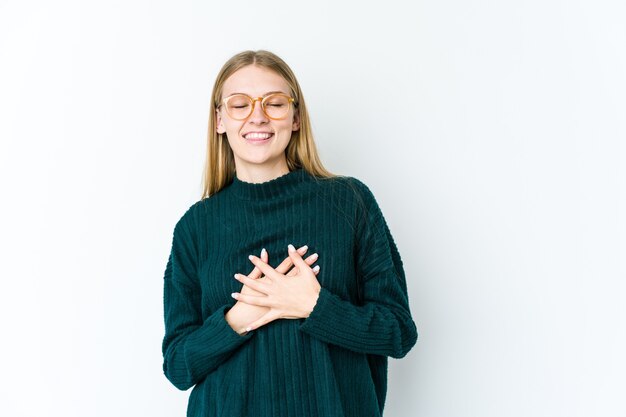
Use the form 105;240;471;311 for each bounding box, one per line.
216;65;300;177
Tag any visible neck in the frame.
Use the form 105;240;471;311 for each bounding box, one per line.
229;167;312;201
234;160;290;184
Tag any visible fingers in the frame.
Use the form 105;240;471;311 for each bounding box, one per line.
231;291;270;308
286;252;319;276
244;310;281;332
247;254;280;281
248;246;307;278
245;245;319;280
234;273;270;294
287;244;313;272
303;251;319;266
248;248;268;280
275;245;308;274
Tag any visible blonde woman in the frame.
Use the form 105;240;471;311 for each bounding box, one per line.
162;49;418;416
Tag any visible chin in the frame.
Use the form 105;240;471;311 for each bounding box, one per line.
236;155;276;165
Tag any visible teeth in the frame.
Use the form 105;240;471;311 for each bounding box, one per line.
244;132;273;140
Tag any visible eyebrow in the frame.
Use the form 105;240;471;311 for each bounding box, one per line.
226;90;289;97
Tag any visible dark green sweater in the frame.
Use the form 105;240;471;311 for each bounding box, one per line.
162;168;418;417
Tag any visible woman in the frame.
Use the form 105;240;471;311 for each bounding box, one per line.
162;49;418;417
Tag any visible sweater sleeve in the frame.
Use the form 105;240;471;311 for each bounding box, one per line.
162;211;255;391
298;179;418;358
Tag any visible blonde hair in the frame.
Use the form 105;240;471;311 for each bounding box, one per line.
201;49;337;199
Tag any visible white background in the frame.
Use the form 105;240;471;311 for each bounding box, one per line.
0;1;624;416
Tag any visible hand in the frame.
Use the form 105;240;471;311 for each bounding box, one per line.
231;244;322;332
225;245;320;334
239;245;315;297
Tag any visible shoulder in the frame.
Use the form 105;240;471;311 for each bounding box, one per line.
347;176;376;201
310;172;376;203
310;174;384;229
177;192;227;224
328;174;379;211
172;199;205;238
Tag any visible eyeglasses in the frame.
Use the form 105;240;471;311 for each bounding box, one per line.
218;93;297;120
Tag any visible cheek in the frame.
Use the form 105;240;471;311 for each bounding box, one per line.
225;123;244;137
276;120;295;134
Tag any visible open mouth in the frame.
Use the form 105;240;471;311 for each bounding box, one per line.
243;132;274;143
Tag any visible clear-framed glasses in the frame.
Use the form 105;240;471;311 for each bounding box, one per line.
218;93;296;120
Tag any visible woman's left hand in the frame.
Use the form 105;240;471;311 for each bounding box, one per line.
231;243;321;331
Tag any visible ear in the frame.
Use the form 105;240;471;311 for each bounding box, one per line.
292;111;300;132
216;109;226;134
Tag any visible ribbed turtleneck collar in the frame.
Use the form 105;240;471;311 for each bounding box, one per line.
229;168;312;201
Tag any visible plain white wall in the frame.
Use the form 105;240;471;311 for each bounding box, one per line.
0;0;624;416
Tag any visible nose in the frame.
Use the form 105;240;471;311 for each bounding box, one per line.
247;98;269;124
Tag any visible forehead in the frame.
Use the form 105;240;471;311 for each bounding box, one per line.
222;65;290;97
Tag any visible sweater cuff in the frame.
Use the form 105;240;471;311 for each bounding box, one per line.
184;305;255;370
213;304;256;339
298;287;357;343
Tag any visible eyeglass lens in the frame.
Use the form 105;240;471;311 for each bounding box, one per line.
225;94;291;120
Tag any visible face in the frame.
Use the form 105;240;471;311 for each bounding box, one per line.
216;65;300;173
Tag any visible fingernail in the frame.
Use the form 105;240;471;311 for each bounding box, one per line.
234;274;239;280
231;292;238;298
288;244;295;253
311;253;318;259
248;255;254;261
313;265;320;272
261;248;267;257
300;245;308;251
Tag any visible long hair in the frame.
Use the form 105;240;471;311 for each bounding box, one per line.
201;50;337;199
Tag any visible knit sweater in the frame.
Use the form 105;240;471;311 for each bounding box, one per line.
162;168;418;417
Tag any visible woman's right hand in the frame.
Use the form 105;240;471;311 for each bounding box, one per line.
225;245;320;334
